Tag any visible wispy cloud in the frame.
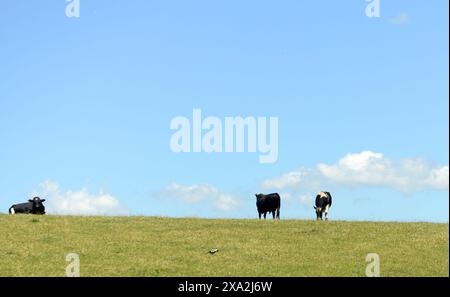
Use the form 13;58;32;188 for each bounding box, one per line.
389;12;409;25
158;182;239;211
35;181;129;216
262;151;449;194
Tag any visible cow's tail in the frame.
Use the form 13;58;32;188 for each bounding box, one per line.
9;207;15;215
276;193;281;219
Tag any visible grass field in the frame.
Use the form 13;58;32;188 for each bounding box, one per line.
0;215;448;277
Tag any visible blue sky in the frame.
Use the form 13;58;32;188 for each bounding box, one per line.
0;0;448;221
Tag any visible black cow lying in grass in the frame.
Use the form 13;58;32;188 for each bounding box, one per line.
314;191;332;221
9;197;46;215
255;193;281;220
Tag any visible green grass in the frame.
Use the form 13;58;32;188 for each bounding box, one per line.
0;215;448;277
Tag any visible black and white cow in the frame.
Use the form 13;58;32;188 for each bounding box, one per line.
255;193;281;220
9;197;46;215
314;191;332;221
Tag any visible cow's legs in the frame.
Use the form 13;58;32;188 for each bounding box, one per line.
324;205;329;221
258;212;262;220
272;211;276;219
276;208;280;220
263;213;267;219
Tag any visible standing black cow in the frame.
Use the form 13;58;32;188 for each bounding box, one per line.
9;197;46;215
255;193;281;220
314;191;332;221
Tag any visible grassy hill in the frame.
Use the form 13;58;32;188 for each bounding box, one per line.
0;215;448;277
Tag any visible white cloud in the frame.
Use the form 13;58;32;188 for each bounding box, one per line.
262;151;449;194
36;181;129;216
389;12;409;25
299;195;313;206
262;171;305;189
425;166;449;190
277;192;313;207
215;194;239;211
160;182;239;211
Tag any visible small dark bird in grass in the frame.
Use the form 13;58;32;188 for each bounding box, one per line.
208;248;219;254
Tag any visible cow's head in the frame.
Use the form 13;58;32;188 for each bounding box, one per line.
313;206;323;221
255;194;263;200
28;197;46;214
